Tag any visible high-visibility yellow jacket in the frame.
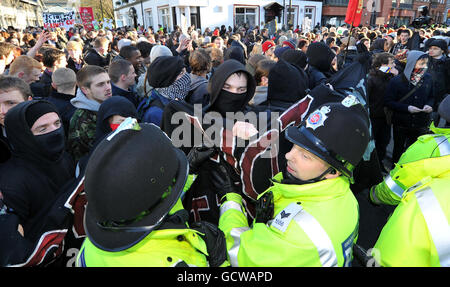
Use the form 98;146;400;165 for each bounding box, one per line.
75;175;228;267
218;172;359;267
370;124;450;205
76;199;211;267
373;175;450;267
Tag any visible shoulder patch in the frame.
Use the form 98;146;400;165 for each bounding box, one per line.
271;202;303;233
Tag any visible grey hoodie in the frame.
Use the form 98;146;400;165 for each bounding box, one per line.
70;89;101;112
403;50;426;83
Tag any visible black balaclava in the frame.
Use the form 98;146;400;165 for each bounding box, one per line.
5;100;66;164
207;59;256;117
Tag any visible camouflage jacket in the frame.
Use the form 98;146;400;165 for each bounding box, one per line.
68;109;97;162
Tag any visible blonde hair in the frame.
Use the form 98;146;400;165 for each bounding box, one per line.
250;43;263;56
66;40;83;51
9;55;43;76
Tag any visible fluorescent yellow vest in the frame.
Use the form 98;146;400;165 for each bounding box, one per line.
373;176;450;267
371;125;450;205
218;173;359;267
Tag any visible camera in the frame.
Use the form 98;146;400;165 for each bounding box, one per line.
411;5;432;28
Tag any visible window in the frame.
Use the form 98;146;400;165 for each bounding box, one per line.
146;9;153;28
235;7;257;27
158;7;172;31
305;7;315;25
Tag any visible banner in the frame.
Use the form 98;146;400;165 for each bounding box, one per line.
79;7;95;31
344;0;364;27
43;11;75;30
103;18;114;29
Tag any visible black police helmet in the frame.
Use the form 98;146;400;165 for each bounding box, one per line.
84;123;188;252
285;100;370;178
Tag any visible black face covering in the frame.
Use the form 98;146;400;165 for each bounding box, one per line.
211;90;248;117
34;126;65;161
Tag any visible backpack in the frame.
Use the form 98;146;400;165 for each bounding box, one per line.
137;90;165;121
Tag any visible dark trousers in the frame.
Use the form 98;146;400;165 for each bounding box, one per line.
392;125;428;164
371;117;391;164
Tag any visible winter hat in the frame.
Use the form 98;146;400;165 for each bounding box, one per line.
25;101;59;128
274;46;290;59
262;40;276;53
147;56;184;88
438;95;450;123
428;39;448;53
149;45;173;63
282;39;296;49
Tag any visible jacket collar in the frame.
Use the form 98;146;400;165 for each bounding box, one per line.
264;172;350;202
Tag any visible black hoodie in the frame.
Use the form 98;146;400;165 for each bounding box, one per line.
262;59;309;111
207;59;256;114
306;42;336;89
0;101;75;258
94;96;138;145
76;96;138;178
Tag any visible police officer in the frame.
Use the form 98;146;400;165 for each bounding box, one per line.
216;100;370;266
76;122;228;267
370;96;450;267
369;95;450;205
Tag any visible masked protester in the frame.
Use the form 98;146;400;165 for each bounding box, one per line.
177;60;256;225
385;51;434;164
207;59;256;118
216;101;370;266
76;96;138;178
138;56;191;126
0;100;75;266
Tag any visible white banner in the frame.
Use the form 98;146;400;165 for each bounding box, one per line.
43;11;75;30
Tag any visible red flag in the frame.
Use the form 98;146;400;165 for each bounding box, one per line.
79;7;95;31
345;0;364;26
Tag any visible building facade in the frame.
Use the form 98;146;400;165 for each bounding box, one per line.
322;0;448;27
113;0;323;32
0;0;46;29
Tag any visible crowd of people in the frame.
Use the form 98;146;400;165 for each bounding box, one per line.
0;20;449;267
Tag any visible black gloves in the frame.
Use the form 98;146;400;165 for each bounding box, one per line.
210;160;241;201
255;191;274;224
187;146;217;174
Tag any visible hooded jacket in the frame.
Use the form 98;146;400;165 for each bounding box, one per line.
185;73;209;106
262;59;309;112
385;51;434;129
47;90;76;137
0;101;74;253
68;90;101;162
207;59;256;113
306;42;336;89
76;97;138;177
94;96;138;145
